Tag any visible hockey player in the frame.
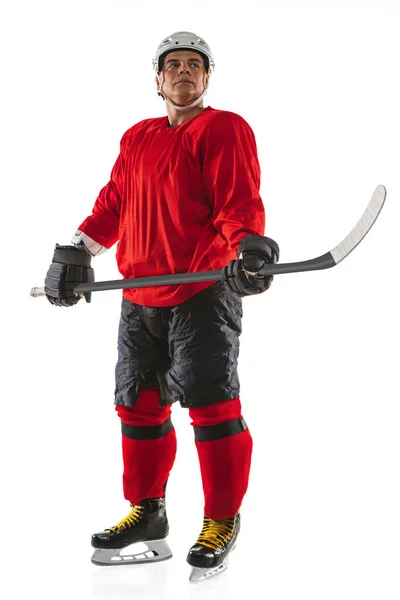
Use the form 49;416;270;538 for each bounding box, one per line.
44;31;279;582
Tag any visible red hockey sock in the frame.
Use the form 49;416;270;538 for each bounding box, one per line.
115;389;177;504
189;398;253;520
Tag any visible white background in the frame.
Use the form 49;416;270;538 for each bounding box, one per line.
1;1;399;599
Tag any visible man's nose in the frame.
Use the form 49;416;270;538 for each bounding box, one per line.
177;63;191;74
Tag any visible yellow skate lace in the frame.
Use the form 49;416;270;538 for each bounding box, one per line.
108;504;145;533
196;517;235;551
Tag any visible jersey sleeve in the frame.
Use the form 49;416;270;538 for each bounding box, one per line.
201;113;265;252
77;134;127;248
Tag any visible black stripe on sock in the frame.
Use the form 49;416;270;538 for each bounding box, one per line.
121;416;173;440
194;417;248;442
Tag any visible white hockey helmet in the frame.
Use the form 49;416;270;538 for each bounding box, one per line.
152;31;215;73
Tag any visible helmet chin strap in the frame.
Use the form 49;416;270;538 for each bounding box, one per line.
157;74;208;111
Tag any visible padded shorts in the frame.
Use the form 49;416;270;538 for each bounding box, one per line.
115;281;243;408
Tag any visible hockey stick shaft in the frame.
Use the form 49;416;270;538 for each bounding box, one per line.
30;185;386;297
29;253;336;296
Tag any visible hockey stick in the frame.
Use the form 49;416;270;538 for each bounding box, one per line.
30;184;386;297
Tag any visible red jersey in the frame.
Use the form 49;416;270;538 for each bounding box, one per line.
78;106;265;306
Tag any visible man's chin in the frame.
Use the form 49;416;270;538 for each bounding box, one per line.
171;94;196;105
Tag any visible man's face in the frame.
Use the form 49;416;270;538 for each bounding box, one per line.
156;50;209;103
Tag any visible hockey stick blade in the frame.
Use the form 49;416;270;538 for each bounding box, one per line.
30;185;386;296
257;184;386;276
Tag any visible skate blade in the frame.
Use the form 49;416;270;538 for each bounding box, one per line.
189;558;229;582
91;538;173;566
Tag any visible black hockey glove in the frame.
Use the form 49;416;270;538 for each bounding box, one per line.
44;244;95;307
223;235;280;297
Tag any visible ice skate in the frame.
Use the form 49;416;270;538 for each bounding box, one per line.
91;497;172;566
187;513;240;582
